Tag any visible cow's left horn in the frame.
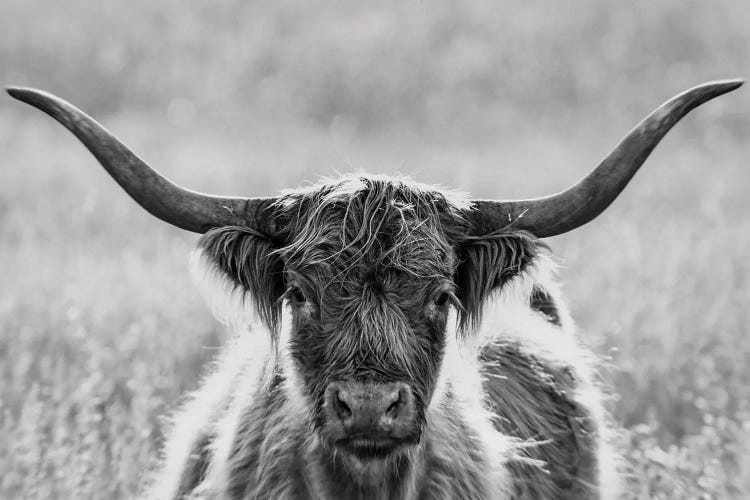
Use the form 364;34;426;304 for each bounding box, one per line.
468;79;744;237
7;87;275;234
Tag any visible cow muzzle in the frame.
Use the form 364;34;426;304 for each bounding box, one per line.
324;381;419;458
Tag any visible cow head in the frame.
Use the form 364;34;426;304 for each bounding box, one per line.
196;175;539;467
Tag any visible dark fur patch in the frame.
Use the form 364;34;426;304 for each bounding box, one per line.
530;286;562;326
175;434;213;497
479;339;600;499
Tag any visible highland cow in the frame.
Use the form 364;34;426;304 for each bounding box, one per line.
7;79;742;499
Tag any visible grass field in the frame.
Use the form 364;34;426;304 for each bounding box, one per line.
2;1;750;498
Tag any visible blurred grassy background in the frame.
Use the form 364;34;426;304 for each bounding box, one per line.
1;1;749;498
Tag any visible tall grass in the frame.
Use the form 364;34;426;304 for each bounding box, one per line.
1;1;749;498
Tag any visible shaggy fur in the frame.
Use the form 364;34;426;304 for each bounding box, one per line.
142;174;616;500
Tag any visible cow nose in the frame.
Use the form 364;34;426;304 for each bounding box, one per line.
325;382;415;438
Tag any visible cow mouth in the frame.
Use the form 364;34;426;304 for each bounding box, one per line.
335;436;413;460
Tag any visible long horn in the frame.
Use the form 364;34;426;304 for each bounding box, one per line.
468;79;743;237
7;87;274;234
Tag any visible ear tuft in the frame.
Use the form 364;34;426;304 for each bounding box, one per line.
197;226;285;333
455;231;544;333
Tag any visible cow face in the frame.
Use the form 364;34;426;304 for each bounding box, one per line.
279;178;461;464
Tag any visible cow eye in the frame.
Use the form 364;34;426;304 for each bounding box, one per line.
289;286;307;304
434;292;450;308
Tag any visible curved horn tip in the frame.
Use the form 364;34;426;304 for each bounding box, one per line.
7;86;41;100
6;86;62;109
703;78;744;90
689;78;744;98
6;85;27;95
5;87;67;114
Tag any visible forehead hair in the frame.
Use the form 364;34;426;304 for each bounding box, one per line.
197;174;542;336
274;175;471;287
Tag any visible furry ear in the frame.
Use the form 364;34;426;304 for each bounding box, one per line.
455;231;543;332
197;226;285;333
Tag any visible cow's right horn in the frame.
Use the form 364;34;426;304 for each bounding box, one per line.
7;87;275;234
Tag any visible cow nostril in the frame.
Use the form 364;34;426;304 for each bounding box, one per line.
385;391;402;418
385;400;400;418
335;392;352;420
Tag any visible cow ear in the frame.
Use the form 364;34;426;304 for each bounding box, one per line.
196;226;285;332
455;231;543;332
